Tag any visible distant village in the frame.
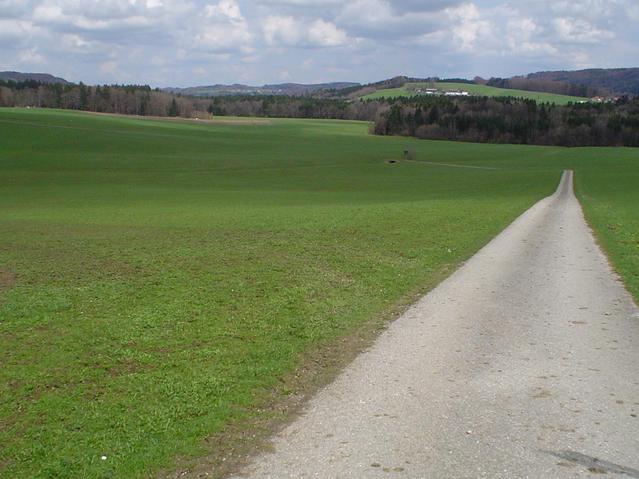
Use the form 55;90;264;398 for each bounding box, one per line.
579;96;621;104
410;85;619;103
411;87;470;97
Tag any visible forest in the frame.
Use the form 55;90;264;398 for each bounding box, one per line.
2;79;638;147
484;76;604;98
0;79;381;120
373;96;639;147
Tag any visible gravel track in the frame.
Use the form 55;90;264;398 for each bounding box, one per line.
232;171;639;479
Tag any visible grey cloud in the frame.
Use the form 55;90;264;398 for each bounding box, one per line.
387;0;465;13
0;0;36;18
0;0;636;87
334;0;448;40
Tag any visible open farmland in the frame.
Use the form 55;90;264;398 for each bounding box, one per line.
0;108;637;478
362;81;587;104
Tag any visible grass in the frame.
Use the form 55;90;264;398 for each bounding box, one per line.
0;108;637;478
362;81;587;104
572;150;639;301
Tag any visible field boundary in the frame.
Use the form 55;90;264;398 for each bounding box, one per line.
79;110;273;125
403;159;501;170
574;187;639;306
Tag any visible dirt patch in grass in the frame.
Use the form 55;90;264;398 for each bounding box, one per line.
0;270;16;293
158;265;454;479
107;359;147;378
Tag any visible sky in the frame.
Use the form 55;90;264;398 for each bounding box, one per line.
1;0;638;87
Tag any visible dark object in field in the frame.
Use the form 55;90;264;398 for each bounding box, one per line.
387;159;397;164
403;149;416;161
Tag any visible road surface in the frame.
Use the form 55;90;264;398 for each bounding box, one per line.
232;171;639;478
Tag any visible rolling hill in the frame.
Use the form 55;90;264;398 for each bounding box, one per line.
361;81;585;104
163;81;360;97
526;68;639;96
0;71;70;85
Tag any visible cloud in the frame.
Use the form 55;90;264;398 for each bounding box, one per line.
0;18;37;42
505;17;557;56
99;60;117;74
0;0;635;86
257;0;341;6
553;17;614;44
447;3;491;52
263;15;349;47
0;0;35;18
307;19;349;46
193;0;253;53
263;15;297;45
204;0;244;23
388;0;465;13
18;47;44;64
336;0;447;39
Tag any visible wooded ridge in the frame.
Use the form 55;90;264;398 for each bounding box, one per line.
2;78;637;147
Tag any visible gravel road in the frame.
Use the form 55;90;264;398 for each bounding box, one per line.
232;171;639;479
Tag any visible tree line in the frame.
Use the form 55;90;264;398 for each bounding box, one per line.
526;68;639;97
2;79;638;147
1;80;195;117
373;96;639;147
483;77;605;98
0;79;386;121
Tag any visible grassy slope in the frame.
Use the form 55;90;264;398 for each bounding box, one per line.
572;149;639;301
362;81;586;104
0;108;636;478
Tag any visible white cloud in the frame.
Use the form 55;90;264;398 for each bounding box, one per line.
59;33;91;50
0;18;37;41
204;0;243;23
263;15;349;47
263;15;298;45
31;1;159;33
18;47;44;64
447;3;491;52
505;17;557;56
194;0;253;53
549;0;623;22
193;27;253;53
307;19;349;46
32;4;64;22
553;17;614;44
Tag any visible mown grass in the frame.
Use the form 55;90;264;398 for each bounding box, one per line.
0;108;636;478
362;81;586;104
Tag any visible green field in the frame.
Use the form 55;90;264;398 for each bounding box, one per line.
1;108;637;478
362;81;587;104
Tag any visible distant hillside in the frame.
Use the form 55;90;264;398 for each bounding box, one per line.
344;76;482;99
0;71;70;85
163;82;360;97
353;69;639;101
526;68;639;96
361;81;584;105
